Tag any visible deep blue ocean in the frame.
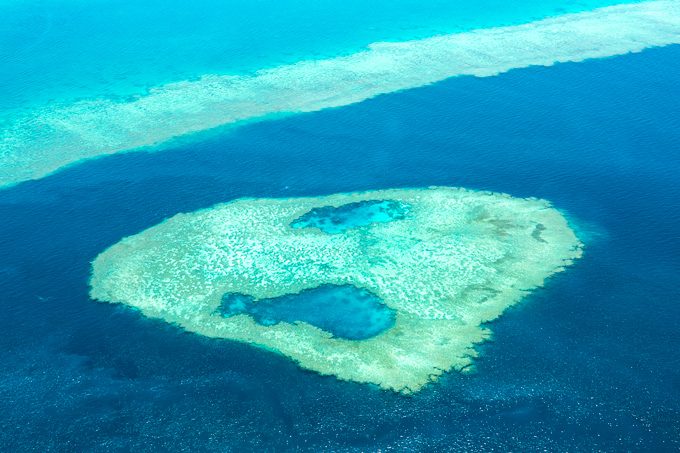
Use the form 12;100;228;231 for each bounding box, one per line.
1;6;680;450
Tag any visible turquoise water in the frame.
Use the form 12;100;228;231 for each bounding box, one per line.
291;200;408;234
2;0;680;450
3;46;679;448
1;0;636;112
219;285;396;340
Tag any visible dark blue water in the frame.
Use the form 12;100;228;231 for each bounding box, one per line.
219;285;395;340
290;199;408;234
1;46;679;450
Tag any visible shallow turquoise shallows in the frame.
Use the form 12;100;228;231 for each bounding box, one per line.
0;0;639;113
291;200;409;234
219;285;396;340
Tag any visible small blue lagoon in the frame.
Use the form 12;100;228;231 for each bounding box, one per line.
290;200;409;234
218;285;396;340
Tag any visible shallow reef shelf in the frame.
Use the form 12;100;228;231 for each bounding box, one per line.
3;0;680;188
90;187;582;393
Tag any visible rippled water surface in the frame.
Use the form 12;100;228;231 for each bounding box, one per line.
0;0;631;110
0;1;679;450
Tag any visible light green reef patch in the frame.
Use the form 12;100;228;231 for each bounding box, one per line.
90;187;583;393
2;0;680;189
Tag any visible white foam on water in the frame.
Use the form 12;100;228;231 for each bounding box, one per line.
1;0;679;187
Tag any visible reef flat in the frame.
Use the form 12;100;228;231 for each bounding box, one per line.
2;0;680;189
90;187;582;392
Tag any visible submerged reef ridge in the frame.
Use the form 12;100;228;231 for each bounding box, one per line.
90;187;583;393
2;0;680;188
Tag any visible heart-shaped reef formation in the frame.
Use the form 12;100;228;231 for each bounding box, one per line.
90;187;582;393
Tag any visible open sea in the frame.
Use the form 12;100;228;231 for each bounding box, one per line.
1;0;679;451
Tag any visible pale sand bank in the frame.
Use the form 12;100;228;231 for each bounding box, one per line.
2;0;679;188
90;187;582;392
